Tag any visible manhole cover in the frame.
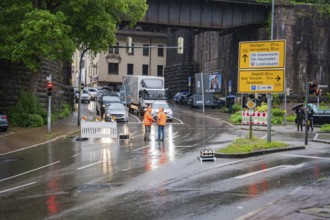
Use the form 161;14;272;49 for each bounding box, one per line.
74;183;112;192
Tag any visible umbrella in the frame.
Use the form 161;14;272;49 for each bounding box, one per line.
292;103;304;111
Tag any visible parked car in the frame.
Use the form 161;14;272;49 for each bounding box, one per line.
188;94;225;109
75;89;91;103
0;110;9;132
181;93;193;105
151;101;173;121
96;94;121;116
307;103;330;126
85;87;99;101
173;92;189;104
80;89;91;103
104;103;128;122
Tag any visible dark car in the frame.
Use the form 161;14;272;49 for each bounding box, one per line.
188;94;225;109
173;92;189;104
96;94;121;116
0;110;9;132
308;104;330;126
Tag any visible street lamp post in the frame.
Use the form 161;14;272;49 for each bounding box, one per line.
78;47;90;126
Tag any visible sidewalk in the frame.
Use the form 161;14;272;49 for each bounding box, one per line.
0;111;81;155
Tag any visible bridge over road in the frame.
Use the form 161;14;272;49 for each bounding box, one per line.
142;0;270;30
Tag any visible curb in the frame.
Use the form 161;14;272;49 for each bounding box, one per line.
214;146;306;158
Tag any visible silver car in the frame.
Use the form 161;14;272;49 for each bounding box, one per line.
151;101;173;122
104;103;128;122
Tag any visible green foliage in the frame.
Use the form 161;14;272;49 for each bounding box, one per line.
217;137;288;154
256;102;267;112
12;10;75;71
286;114;296;122
320;124;330;132
0;0;148;71
27;114;44;127
229;111;242;124
232;104;242;113
10;91;47;127
52;103;72;120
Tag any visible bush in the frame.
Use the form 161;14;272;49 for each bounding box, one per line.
232;104;242;113
286;114;296;122
27;114;44;127
320;124;330;132
10;91;47;127
229;111;242;124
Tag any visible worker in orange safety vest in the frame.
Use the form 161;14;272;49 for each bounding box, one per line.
143;106;155;141
157;107;167;141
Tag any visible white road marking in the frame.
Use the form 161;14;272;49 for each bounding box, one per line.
235;163;305;179
207;159;249;169
0;161;61;183
129;113;141;123
172;117;184;124
72;153;80;157
313;133;319;141
0;182;37;194
289;186;304;195
77;160;104;170
280;153;330;160
132;145;150;152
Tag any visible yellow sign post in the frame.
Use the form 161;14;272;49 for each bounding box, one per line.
238;69;284;93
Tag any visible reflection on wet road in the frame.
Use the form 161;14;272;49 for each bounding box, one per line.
0;103;330;219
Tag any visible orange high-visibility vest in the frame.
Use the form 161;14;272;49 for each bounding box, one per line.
157;112;167;126
143;111;153;126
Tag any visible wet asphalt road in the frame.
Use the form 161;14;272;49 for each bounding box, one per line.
0;102;330;219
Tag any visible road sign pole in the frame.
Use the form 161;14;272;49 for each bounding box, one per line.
266;0;275;143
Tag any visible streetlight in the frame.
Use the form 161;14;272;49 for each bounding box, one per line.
78;47;90;126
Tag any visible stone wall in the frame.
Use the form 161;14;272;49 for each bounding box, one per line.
0;59;74;115
275;4;330;94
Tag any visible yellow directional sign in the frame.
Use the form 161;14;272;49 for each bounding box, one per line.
238;69;285;93
239;40;286;69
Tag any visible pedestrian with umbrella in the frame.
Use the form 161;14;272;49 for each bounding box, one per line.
292;104;304;131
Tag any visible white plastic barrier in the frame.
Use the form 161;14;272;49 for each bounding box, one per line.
80;120;118;139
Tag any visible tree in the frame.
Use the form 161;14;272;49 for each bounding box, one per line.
0;0;148;71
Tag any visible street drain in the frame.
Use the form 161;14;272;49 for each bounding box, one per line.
299;205;330;218
74;183;112;192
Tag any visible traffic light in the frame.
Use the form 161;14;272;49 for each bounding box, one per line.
126;36;132;54
81;83;84;90
177;36;184;54
47;82;53;96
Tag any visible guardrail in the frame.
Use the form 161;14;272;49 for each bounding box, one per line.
80;120;118;139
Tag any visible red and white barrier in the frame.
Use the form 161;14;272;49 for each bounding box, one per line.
241;111;267;125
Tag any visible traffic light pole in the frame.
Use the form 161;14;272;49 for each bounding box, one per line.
47;74;52;134
78;47;90;126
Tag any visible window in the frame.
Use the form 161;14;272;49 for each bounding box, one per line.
143;44;149;56
157;65;163;76
158;45;164;57
109;42;119;54
108;63;119;74
128;43;135;55
127;64;133;75
142;64;148;75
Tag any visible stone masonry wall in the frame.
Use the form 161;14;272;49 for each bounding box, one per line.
0;59;74;115
275;4;330;94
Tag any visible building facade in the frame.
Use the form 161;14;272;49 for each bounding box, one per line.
72;28;168;91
